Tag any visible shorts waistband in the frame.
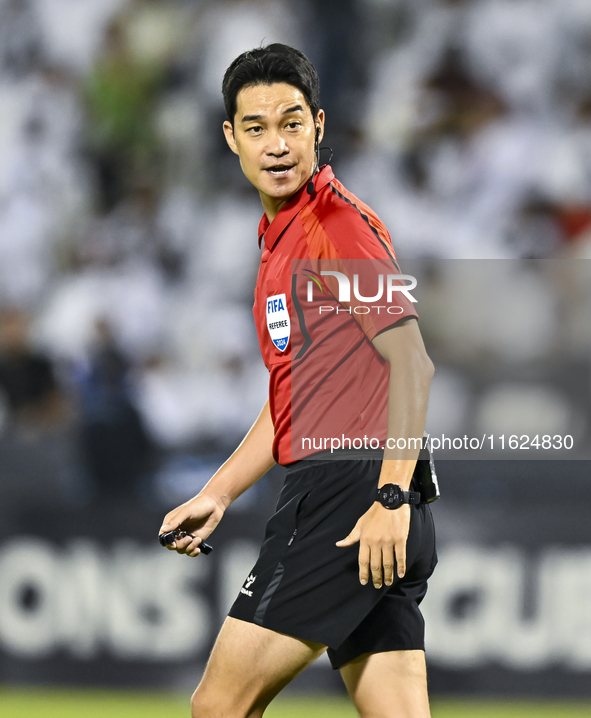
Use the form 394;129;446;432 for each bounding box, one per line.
284;448;384;476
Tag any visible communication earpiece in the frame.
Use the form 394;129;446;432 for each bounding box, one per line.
307;126;322;195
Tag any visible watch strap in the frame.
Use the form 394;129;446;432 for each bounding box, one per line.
376;484;422;508
404;490;422;505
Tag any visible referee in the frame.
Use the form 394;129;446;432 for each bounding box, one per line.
160;44;436;718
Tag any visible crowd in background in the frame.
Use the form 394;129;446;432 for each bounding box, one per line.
0;0;589;506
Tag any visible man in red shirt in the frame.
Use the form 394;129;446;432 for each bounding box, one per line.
251;163;420;466
160;44;435;718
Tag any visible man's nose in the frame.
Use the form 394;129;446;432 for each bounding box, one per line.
265;129;288;156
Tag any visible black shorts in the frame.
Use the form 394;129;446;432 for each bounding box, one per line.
228;459;437;669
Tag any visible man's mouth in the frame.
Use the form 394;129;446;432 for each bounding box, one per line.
265;165;294;176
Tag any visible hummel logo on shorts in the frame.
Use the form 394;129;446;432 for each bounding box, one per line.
240;574;257;597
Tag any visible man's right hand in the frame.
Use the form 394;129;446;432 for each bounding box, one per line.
158;400;275;557
159;493;224;557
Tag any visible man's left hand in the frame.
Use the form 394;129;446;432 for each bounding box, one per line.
336;502;411;587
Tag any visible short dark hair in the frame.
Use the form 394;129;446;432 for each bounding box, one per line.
222;43;319;125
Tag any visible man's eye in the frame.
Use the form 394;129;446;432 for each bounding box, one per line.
287;121;301;129
248;126;263;134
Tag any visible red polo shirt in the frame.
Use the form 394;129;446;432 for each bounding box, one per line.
254;165;418;465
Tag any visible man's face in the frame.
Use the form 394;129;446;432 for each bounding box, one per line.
223;83;324;215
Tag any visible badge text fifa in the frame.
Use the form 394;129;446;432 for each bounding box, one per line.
266;293;290;351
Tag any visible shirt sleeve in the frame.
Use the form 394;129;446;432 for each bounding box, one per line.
301;198;419;341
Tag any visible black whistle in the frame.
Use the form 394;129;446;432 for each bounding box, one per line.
158;529;213;555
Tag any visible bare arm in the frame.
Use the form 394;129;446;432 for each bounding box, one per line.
373;317;434;490
160;399;276;556
336;318;434;585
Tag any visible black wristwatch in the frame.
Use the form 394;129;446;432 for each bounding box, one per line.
376;484;421;509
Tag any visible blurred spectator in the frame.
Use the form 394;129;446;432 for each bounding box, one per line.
0;0;43;79
462;0;573;115
35;0;127;73
83;17;164;211
505;196;562;258
304;0;368;164
77;318;155;501
71;182;185;283
0;63;88;305
0;307;68;433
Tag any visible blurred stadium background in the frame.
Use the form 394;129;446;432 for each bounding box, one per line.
0;0;590;716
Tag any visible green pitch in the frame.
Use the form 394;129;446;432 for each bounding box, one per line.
1;688;591;717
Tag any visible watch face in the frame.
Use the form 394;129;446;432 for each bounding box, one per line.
380;484;402;509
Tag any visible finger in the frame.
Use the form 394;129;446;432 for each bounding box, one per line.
395;539;407;578
185;536;204;557
160;514;181;535
358;542;370;585
336;525;361;547
382;545;395;586
173;534;194;555
370;547;383;589
159;508;190;548
159;523;178;542
161;529;179;551
160;522;182;550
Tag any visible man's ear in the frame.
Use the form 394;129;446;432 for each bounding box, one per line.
315;109;326;144
223;120;239;155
